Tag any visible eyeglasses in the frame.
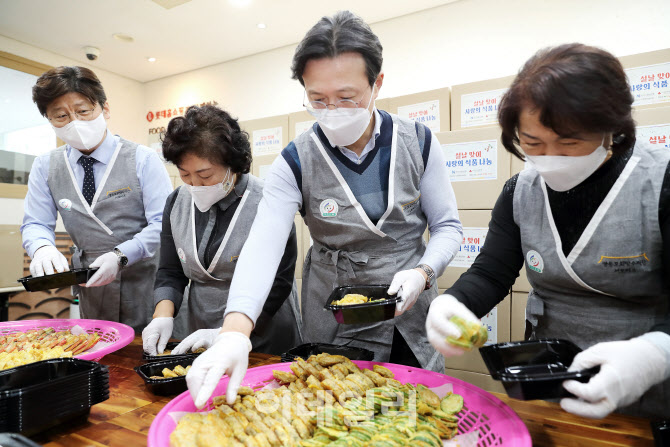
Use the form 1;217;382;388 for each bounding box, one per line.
303;86;373;117
48;105;98;126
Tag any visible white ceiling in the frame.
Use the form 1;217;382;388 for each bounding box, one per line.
0;0;460;83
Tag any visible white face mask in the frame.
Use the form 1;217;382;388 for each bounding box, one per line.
186;168;236;212
525;138;609;192
310;86;376;147
52;113;107;150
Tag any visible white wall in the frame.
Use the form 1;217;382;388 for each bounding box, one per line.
144;0;670;130
0;35;145;228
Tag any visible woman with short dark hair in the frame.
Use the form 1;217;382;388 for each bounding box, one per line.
426;43;670;419
21;66;173;333
141;105;301;357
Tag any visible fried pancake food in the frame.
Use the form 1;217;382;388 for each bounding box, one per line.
446;316;488;350
171;353;465;447
0;328;101;370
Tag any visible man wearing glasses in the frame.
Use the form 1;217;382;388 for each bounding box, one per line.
183;11;463;409
21;66;172;333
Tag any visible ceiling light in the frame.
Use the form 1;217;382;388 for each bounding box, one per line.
147;57;157;63
112;33;134;43
228;0;251;7
257;23;266;29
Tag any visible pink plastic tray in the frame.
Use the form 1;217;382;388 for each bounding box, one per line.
0;318;135;361
148;361;531;447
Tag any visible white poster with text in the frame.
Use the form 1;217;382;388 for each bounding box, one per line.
637;123;670;149
625;62;670;106
442;140;498;182
252;127;283;156
450;227;488;268
461;88;507;128
397;100;441;132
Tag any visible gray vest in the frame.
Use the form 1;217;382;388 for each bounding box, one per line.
169;174;301;354
47;138;159;332
513;142;670;418
296;113;442;372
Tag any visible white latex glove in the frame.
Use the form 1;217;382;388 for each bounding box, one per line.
561;337;668;419
172;328;220;355
186;331;251;409
425;294;481;357
30;245;69;277
85;252;120;287
142;317;174;356
388;269;426;316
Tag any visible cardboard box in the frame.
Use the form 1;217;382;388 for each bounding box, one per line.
387;88;450;133
450;75;515;131
0;225;24;289
444;295;511;374
438;210;491;290
619;49;670;111
437;127;511;209
288;110;316;142
251;154;280;180
240;115;289;158
444;368;505;394
511;291;529;342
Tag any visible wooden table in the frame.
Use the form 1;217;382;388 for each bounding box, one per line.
32;337;656;447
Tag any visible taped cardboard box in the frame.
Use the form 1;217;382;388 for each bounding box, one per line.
240;115;289;158
438;210;492;290
450;75;515;131
619;49;670;111
387;88;450;133
437;126;511;209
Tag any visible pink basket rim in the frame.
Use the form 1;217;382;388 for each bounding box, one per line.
0;318;135;361
148;360;531;447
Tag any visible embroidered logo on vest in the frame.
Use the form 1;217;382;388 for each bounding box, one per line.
177;248;186;263
527;250;544;273
106;186;132;199
58;199;72;211
320;199;338;217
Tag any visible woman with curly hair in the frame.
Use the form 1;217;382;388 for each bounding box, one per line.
142;105;301;356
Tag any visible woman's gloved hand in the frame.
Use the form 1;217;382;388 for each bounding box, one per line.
142;317;174;356
172;328;221;355
561;335;670;419
425;294;481;357
389;269;426;316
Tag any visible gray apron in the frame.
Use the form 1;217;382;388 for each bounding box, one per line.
513;142;670;418
169;174;301;355
295;113;443;372
47;138;159;333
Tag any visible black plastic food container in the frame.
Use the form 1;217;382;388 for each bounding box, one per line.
324;285;400;324
17;268;98;292
652;420;670;447
135;357;196;396
281;343;375;362
0;358;109;436
479;339;600;400
141;341;202;363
